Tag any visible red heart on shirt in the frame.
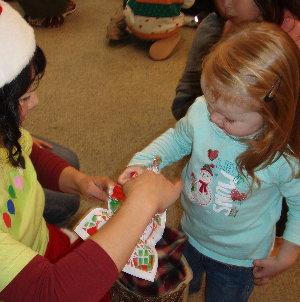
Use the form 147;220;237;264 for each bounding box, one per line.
208;149;219;161
231;189;247;202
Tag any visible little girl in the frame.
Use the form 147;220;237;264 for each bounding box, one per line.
119;22;300;301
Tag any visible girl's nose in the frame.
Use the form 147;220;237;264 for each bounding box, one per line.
28;91;39;110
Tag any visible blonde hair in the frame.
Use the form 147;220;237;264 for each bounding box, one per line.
201;22;300;181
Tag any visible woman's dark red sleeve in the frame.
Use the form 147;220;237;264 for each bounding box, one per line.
30;143;70;191
0;240;118;302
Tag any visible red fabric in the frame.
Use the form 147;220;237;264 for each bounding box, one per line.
0;144;118;302
0;238;117;302
43;225;111;301
0;148;117;301
30;143;69;191
44;224;83;263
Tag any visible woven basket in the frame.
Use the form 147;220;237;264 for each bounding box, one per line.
111;256;192;302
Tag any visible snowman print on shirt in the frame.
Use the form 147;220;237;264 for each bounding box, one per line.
190;164;214;206
189;148;249;215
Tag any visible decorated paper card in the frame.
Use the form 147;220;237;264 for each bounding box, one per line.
74;156;166;281
74;208;112;240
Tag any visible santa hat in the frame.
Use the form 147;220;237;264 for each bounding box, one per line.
0;1;35;88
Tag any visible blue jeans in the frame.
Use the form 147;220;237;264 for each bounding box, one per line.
183;241;254;302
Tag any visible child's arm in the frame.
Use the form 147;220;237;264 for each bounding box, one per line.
253;160;300;285
277;240;300;267
253;240;300;286
120;99;207;182
127;114;193;170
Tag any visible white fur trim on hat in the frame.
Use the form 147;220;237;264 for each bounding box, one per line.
0;1;36;88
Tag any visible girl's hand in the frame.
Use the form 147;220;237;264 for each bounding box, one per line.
253;256;289;286
123;170;182;213
118;165;146;185
253;240;300;286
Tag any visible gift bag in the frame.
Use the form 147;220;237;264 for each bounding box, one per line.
111;227;193;302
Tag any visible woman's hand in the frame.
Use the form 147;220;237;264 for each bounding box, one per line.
91;170;182;270
123;170;182;213
118;165;146;185
75;174;116;201
59;167;115;201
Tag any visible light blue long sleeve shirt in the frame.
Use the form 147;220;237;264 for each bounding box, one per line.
129;96;300;267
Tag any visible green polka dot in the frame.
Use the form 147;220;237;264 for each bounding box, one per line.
8;185;16;199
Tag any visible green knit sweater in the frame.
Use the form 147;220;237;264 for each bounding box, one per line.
127;0;182;18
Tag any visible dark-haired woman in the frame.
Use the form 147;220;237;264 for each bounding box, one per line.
0;2;182;301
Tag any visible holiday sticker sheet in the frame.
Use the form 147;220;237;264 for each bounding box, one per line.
74;207;112;240
74;156;166;281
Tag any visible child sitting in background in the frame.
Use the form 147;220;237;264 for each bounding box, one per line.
107;0;196;60
119;22;300;301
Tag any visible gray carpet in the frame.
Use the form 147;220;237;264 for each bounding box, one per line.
15;0;300;300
